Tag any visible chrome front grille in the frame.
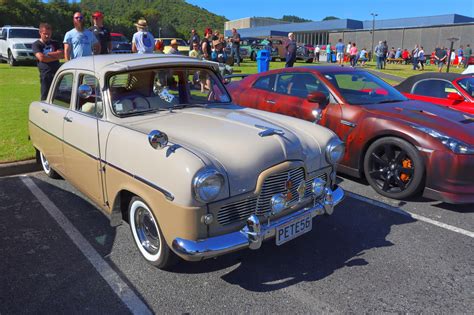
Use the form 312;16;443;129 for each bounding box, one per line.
217;168;328;226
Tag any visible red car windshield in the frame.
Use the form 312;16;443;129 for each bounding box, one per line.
457;77;474;98
322;71;407;105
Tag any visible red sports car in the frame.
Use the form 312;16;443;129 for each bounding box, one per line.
227;66;474;203
395;73;474;114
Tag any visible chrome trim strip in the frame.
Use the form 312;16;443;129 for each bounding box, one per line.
340;120;356;128
30;120;175;201
416;146;434;153
172;185;344;260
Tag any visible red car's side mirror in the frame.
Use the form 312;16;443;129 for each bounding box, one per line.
307;91;327;104
447;92;464;103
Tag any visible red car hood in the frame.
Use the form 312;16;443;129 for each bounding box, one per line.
362;100;474;145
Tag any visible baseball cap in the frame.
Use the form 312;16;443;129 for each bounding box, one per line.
92;11;104;18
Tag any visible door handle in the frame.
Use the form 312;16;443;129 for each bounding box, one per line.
64;116;73;122
41;108;48;114
266;100;276;104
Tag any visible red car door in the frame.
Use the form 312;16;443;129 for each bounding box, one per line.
235;74;275;110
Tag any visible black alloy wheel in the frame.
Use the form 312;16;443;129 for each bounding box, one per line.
364;137;424;199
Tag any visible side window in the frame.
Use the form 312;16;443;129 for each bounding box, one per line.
76;74;103;117
412;80;456;98
253;75;275;91
1;28;6;38
52;73;74;108
276;73;330;98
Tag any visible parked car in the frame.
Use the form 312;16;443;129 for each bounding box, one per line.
394;72;474;114
110;32;132;54
155;38;189;55
0;25;39;66
223;43;248;65
29;54;345;269
296;43;315;63
240;37;279;61
227;66;474;204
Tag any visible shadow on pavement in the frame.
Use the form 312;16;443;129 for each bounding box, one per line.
173;196;415;292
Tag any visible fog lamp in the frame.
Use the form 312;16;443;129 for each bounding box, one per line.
271;193;287;215
312;178;326;198
201;214;214;225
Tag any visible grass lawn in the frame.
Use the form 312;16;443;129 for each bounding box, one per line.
0;58;467;163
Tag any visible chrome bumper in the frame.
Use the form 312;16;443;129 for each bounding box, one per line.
172;185;344;261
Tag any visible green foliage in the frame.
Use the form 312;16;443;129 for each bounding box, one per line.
322;16;340;21
0;0;227;41
281;15;312;23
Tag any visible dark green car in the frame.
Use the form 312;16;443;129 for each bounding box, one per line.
240;37;279;61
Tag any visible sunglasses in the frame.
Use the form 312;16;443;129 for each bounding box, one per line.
74;16;84;20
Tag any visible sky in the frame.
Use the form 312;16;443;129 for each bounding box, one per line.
186;0;474;21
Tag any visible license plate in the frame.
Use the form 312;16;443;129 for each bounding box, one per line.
276;214;312;246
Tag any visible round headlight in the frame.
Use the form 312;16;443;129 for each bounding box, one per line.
193;169;224;203
311;178;326;197
326;138;345;164
271;193;287;215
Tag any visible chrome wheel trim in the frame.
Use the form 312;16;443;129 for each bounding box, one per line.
129;200;162;261
40;152;51;174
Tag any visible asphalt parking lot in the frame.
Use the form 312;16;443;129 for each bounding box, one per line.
0;171;472;314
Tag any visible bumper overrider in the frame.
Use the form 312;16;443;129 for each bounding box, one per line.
172;185;344;261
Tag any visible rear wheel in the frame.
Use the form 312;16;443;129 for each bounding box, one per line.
363;137;424;199
250;51;256;61
128;197;177;269
39;151;61;179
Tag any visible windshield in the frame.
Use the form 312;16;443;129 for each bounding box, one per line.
322;71;408;105
9;28;39;39
109;67;231;116
457;77;474;98
161;39;187;46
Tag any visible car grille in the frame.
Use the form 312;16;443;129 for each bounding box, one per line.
24;43;32;49
217;167;328;226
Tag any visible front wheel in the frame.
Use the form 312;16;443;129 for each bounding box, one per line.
363;137;424;199
8;50;17;66
128;197;177;269
39;151;61;179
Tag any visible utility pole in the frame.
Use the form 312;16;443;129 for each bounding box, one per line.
370;13;378;61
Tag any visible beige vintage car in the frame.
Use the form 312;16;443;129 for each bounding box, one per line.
29;54;345;269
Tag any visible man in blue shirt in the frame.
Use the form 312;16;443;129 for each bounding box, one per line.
63;12;100;61
335;39;345;66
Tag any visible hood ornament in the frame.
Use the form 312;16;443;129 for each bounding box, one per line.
255;124;285;137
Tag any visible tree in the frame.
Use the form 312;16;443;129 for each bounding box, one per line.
281;15;311;23
322;16;339;21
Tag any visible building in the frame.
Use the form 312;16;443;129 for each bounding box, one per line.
224;14;474;54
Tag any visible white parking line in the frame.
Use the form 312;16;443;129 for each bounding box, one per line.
21;176;152;315
346;191;474;238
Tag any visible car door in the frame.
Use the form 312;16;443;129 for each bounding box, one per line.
409;79;462;106
62;72;104;206
266;72;334;121
239;74;275;110
0;28;7;57
30;72;75;175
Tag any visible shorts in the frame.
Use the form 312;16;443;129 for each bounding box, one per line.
437;61;445;68
336;52;344;61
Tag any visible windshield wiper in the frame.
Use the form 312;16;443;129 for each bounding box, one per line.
376;99;405;104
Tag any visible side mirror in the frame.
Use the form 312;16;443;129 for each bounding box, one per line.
307;91;328;105
447;92;464;103
78;84;93;99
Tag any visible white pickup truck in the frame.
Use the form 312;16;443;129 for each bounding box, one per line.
0;26;39;66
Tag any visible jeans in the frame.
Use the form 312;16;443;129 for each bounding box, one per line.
350;55;358;67
376;56;383;69
39;71;55;101
231;46;241;66
326;52;331;63
412;57;419;70
285;54;295;68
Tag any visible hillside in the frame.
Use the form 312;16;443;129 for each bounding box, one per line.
0;0;228;41
80;0;228;39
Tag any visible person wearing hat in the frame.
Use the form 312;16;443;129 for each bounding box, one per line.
89;11;111;54
64;12;100;61
132;19;155;54
167;39;180;55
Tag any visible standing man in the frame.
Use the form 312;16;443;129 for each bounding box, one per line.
64;12;99;61
285;32;297;68
32;23;63;100
435;46;447;72
230;28;241;66
189;29;200;51
374;41;384;69
335;39;345;66
201;28;212;60
313;45;320;63
89;11;111;55
464;44;472;69
131;19;155;54
167;39;180;55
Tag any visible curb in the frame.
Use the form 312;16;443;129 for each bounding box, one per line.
0;159;41;177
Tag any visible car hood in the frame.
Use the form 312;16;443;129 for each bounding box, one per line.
362;100;474;145
8;38;38;45
125;106;334;196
